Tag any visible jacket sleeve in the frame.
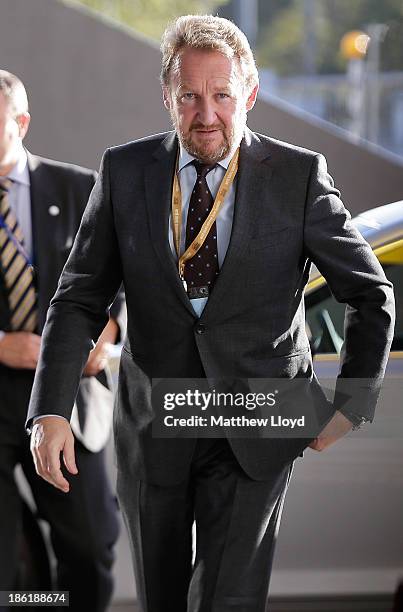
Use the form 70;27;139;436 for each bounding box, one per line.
26;149;123;431
303;154;395;421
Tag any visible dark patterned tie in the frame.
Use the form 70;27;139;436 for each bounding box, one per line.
184;161;219;298
0;178;38;331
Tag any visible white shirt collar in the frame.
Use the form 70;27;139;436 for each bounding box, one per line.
178;142;233;173
7;146;30;187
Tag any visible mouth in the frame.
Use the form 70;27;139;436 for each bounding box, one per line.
193;128;221;137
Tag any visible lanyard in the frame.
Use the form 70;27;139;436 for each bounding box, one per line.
172;147;239;290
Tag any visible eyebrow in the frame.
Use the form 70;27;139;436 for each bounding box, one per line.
176;82;234;93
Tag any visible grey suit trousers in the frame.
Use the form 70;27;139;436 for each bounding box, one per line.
117;438;294;612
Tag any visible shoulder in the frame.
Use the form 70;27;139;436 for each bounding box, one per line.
246;131;325;182
106;131;173;166
27;152;97;185
254;132;320;163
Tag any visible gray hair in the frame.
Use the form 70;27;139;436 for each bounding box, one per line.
160;15;259;91
0;70;29;116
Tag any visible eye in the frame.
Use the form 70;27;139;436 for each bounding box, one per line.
181;93;196;101
217;93;230;99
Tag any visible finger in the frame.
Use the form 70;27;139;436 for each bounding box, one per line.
92;357;107;374
309;438;324;451
33;446;60;488
315;436;336;451
30;425;46;474
83;352;97;374
63;434;78;475
31;446;45;476
27;357;39;369
86;350;96;364
83;363;96;376
85;358;106;376
46;447;70;492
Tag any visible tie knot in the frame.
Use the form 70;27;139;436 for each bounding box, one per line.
0;177;12;193
193;160;216;179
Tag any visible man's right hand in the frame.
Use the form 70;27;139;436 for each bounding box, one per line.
0;331;41;369
30;416;78;493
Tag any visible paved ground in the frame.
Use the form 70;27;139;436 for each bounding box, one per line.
109;595;395;612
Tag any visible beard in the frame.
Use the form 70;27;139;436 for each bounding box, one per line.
170;109;246;163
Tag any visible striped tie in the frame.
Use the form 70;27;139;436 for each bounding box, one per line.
0;178;38;332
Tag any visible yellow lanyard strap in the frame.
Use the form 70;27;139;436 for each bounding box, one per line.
172;147;240;280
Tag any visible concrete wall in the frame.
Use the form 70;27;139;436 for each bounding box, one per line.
250;94;403;214
0;0;169;169
1;0;402;214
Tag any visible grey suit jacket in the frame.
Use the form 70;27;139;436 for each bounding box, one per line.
26;129;395;484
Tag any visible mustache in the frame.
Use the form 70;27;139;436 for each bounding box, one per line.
190;123;224;131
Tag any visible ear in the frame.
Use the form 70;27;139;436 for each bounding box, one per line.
17;112;31;140
246;83;259;112
162;86;171;110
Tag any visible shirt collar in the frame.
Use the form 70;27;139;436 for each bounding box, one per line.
7;146;30;187
178;142;233;173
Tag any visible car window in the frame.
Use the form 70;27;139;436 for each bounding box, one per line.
305;241;403;354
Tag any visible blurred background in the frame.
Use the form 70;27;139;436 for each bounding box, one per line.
2;0;403;213
1;1;402;610
76;0;403;158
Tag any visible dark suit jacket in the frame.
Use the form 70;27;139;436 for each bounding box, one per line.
0;152;124;450
0;152;95;331
26;129;395;484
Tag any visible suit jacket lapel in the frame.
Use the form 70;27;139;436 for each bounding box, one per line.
144;132;197;318
199;128;273;322
27;151;60;327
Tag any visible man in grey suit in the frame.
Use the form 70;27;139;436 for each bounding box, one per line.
0;70;123;611
27;16;394;612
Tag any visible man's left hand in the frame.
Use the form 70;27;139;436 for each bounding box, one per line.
309;410;353;452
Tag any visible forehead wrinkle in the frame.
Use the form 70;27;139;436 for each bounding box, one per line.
171;48;243;88
176;77;235;93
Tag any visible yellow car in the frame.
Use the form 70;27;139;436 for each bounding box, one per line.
305;200;403;376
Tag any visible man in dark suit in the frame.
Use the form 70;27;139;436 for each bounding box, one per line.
27;15;395;612
0;70;123;611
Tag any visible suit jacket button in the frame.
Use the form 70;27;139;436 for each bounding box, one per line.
195;323;206;335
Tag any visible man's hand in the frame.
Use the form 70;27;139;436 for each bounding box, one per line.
83;342;111;376
30;416;78;493
83;318;119;376
309;410;354;452
0;332;41;369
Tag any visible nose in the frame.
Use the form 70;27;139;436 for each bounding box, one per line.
197;97;217;126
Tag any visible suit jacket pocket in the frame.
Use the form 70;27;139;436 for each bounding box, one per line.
268;347;312;378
